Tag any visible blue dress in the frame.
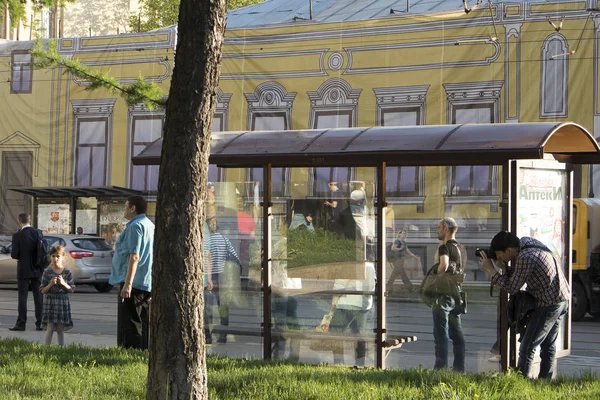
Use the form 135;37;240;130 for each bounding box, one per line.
40;267;75;330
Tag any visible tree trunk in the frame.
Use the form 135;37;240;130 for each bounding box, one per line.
146;0;227;399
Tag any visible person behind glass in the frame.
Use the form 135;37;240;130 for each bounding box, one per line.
432;217;465;373
109;195;154;350
9;213;44;331
289;201;315;233
203;222;213;344
271;218;301;361
207;216;241;344
326;261;376;366
386;229;419;290
324;181;342;234
40;245;74;345
479;231;570;379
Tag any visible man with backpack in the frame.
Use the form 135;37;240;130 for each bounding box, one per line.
479;231;570;379
430;217;466;372
9;213;45;331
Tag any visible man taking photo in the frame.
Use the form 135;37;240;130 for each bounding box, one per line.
479;231;570;379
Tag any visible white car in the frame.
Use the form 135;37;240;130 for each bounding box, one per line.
0;234;114;293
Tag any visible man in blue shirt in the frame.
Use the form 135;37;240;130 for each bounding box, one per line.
109;195;154;349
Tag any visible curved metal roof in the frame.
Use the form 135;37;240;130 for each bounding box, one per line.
225;0;559;29
132;122;600;167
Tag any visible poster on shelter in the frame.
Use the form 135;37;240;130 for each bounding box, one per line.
516;167;567;260
75;209;97;234
99;202;126;247
38;204;71;234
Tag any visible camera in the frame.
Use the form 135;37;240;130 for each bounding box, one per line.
475;248;495;259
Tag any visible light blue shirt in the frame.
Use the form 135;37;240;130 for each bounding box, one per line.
109;213;154;292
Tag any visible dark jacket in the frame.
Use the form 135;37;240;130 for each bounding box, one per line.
11;226;42;280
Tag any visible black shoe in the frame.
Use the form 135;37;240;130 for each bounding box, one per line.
205;336;212;344
9;325;25;331
35;326;44;331
217;335;227;344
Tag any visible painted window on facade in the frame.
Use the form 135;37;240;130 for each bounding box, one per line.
11;52;32;93
76;119;108;186
541;34;568;118
374;86;428;200
131;115;163;191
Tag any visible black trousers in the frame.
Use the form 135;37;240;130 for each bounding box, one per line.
17;277;43;327
117;284;151;350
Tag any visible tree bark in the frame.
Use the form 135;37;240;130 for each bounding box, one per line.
146;1;226;399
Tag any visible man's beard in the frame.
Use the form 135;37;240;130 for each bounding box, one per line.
437;232;444;240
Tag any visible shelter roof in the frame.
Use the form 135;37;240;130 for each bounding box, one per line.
9;186;144;198
225;0;561;29
132;122;600;167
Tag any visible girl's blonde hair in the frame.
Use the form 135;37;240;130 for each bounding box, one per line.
48;245;66;258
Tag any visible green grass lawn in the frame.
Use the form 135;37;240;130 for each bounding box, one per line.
0;338;598;399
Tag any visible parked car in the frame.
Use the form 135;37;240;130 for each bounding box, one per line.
0;234;114;293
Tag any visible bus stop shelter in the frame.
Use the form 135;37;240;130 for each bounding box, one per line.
134;122;600;373
8;186;144;238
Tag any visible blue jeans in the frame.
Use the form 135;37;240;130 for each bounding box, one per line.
272;294;299;360
432;295;465;372
517;301;568;379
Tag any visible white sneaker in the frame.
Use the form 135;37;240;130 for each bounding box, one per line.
488;355;501;362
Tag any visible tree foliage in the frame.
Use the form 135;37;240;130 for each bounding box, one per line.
31;40;167;110
129;0;262;32
1;0;75;28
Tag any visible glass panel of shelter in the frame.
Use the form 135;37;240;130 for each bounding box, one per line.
384;165;502;374
204;167;264;359
205;164;502;373
270;166;378;367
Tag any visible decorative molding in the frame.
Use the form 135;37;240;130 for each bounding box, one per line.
0;131;41;177
373;85;429;126
540;33;568;119
245;82;297;130
307;78;362;128
215;88;233;132
221;49;328;80
72;58;171;86
71;99;116;115
443;81;504;124
344;39;500;75
59;30;176;53
328;52;344;71
504;23;522;122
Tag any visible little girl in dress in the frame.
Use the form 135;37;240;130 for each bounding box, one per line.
40;245;75;345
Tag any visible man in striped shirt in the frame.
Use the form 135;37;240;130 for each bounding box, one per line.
480;231;570;379
207;217;241;344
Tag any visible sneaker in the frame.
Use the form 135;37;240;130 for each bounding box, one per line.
217;335;227;344
488;355;501;362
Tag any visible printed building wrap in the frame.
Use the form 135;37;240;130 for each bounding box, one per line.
0;0;597;255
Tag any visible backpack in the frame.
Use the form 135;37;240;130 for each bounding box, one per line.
35;230;50;270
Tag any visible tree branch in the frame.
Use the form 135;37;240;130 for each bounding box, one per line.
31;40;167;110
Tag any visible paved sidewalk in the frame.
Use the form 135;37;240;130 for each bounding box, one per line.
0;285;117;348
0;328;116;347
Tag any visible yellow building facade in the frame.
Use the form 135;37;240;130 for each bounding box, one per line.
0;1;596;268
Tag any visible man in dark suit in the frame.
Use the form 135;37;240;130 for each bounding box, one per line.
10;213;43;331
